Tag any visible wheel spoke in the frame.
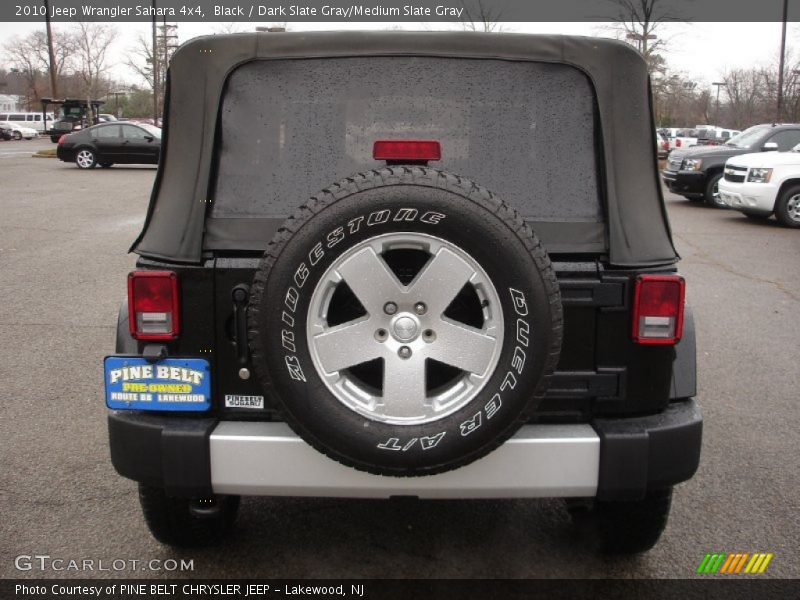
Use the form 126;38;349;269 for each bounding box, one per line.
336;247;404;313
408;248;475;316
429;320;498;376
312;319;383;373
382;357;427;418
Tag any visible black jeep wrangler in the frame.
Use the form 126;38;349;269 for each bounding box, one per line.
105;32;701;554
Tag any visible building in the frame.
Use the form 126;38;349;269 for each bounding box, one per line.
0;94;19;112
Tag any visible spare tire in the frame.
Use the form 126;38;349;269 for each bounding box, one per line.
248;167;562;476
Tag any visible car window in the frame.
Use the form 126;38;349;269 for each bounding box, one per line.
121;125;148;140
213;57;602;222
11;114;25;120
766;130;800;151
92;125;120;139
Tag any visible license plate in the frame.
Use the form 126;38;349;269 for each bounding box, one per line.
104;357;211;411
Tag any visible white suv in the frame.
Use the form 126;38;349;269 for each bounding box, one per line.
719;144;800;227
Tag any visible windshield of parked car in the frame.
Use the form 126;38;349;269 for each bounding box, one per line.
725;125;768;149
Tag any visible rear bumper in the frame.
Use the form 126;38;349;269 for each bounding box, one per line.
108;399;701;501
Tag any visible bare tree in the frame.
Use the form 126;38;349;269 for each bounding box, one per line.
606;0;680;75
720;68;766;129
214;22;245;34
460;0;504;32
72;23;115;101
3;29;76;106
2;33;44;105
126;32;158;90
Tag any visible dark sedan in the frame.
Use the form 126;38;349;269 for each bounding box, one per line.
57;122;161;169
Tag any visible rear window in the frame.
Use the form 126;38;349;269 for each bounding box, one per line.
211;57;602;224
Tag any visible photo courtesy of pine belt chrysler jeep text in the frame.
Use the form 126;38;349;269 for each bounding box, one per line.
104;32;702;554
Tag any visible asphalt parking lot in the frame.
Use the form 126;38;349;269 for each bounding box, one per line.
1;138;798;579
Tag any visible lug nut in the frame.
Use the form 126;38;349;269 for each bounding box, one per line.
423;329;436;342
398;346;412;359
375;329;388;342
414;302;427;315
384;302;398;315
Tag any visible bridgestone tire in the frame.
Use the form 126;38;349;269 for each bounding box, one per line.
138;485;240;547
248;167;562;477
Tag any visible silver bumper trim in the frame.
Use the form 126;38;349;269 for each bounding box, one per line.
209;422;600;499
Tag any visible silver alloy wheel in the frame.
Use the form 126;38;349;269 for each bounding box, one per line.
76;150;94;168
787;194;800;223
307;232;504;425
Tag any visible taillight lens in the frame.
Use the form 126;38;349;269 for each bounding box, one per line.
632;275;685;345
373;140;441;162
127;271;179;340
676;139;682;147
57;135;66;145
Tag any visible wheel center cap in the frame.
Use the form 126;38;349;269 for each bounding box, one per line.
391;314;420;342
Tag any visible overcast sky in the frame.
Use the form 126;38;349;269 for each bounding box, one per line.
0;20;796;90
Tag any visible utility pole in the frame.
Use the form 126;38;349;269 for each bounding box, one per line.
42;0;58;98
151;0;158;124
712;82;726;126
777;0;788;123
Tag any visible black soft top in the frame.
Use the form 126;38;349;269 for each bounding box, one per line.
131;31;677;267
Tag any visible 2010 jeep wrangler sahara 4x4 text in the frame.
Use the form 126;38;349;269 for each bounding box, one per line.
105;32;701;554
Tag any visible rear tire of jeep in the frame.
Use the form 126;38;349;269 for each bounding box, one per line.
248;167;562;477
774;185;800;228
703;173;726;208
138;485;240;547
568;488;673;554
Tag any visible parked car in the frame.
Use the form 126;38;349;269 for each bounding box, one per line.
719;144;800;227
0;121;38;140
0;125;12;141
0;111;53;132
655;129;670;158
56;122;161;168
662;123;800;207
669;128;699;150
106;32;700;554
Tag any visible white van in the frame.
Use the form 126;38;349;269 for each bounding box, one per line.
0;112;54;132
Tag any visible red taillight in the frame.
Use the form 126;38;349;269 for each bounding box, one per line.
676;139;682;147
373;140;441;162
127;271;179;340
662;140;669;151
632;275;685;345
57;135;67;145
